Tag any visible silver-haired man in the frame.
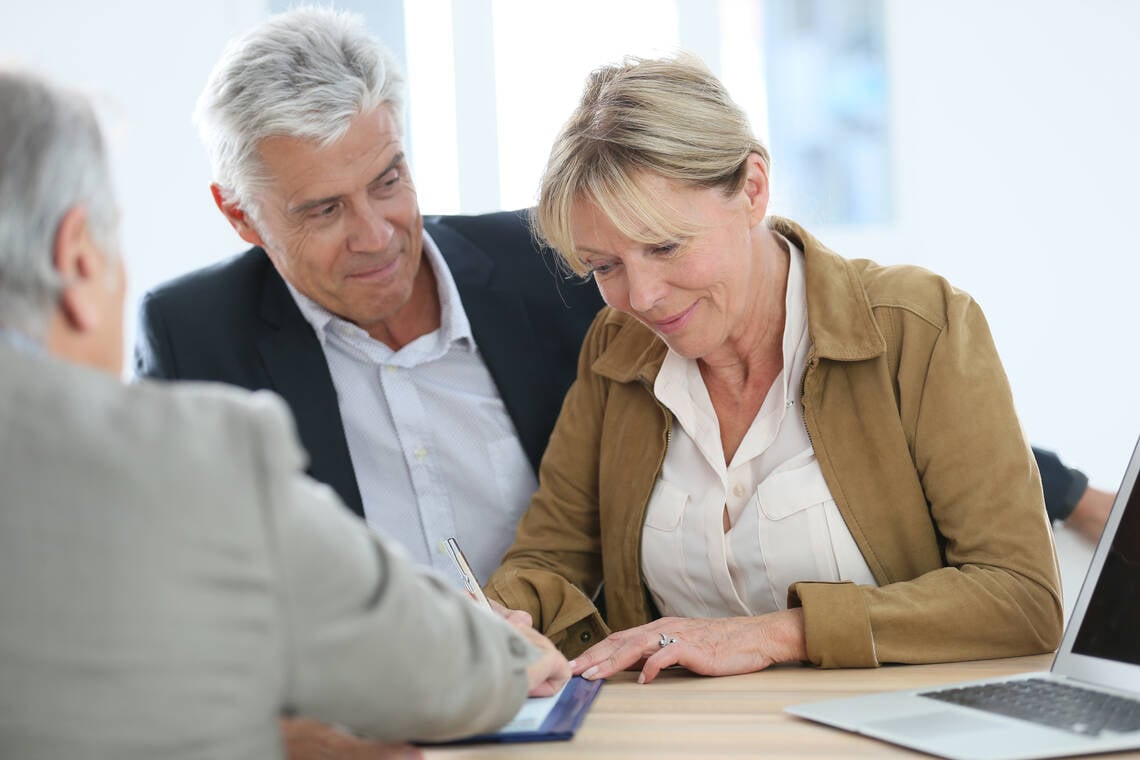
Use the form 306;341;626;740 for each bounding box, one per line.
0;68;568;760
135;5;603;587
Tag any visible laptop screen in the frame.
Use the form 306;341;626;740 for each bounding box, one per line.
1070;464;1140;666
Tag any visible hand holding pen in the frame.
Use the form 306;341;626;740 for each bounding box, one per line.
446;537;570;696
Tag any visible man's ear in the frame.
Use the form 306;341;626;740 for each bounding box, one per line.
53;205;101;333
742;152;770;226
211;183;267;248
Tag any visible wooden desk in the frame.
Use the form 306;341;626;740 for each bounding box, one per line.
425;655;1140;759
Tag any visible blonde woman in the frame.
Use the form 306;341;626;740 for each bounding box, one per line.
486;55;1062;683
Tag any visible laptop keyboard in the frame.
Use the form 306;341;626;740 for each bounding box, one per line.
920;678;1140;737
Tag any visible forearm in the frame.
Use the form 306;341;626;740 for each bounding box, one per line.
791;561;1061;667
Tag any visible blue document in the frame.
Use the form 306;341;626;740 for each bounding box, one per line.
438;676;603;744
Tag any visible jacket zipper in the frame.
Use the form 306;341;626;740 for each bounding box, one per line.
800;348;818;449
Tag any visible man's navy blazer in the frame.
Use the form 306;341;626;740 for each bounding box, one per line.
134;210;604;519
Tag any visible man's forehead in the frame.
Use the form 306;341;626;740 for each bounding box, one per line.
256;108;407;202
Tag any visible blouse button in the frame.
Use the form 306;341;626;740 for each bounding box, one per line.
732;484;746;498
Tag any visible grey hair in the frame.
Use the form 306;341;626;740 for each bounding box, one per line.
0;69;117;339
195;6;406;216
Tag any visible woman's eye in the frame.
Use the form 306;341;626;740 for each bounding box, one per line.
589;262;616;277
652;243;679;255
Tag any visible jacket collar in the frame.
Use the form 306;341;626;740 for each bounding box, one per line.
770;217;885;362
591;217;886;385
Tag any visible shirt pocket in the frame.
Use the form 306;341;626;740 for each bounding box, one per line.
754;463;842;593
756;463;836;521
643;478;689;532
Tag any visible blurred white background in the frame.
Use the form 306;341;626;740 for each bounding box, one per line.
4;0;1137;612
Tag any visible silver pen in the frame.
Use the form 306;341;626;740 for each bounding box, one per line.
445;537;492;610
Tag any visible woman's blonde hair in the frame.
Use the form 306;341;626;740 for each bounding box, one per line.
533;53;769;275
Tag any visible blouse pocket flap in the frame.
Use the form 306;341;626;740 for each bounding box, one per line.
643;478;689;531
756;464;834;520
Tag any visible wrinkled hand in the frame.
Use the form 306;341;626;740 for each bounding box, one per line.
282;718;423;760
484;600;567;696
466;598;568;697
571;609;807;685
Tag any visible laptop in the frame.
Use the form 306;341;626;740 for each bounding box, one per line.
786;436;1140;760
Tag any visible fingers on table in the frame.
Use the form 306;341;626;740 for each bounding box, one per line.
577;629;674;681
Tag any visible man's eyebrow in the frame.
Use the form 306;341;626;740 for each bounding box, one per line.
369;152;405;185
288;153;406;215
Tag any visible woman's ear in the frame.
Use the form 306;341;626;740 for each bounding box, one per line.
742;152;770;225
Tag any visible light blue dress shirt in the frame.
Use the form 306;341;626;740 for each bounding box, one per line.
285;231;538;586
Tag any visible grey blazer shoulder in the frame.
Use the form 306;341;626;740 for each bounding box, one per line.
134;209;603;518
0;344;531;759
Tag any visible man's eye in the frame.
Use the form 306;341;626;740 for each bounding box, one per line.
310;203;339;219
372;171;400;192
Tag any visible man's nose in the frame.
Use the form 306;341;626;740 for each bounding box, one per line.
349;204;394;251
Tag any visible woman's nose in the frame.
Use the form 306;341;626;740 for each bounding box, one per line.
625;260;667;314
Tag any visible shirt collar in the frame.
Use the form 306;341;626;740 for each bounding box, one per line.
283;227;475;354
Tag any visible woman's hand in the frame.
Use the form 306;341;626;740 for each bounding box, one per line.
571;609;808;684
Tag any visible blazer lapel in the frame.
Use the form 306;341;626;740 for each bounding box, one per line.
256;261;365;518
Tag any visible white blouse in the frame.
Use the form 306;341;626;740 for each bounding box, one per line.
640;240;877;619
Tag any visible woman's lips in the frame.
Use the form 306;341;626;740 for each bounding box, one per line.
651;301;697;334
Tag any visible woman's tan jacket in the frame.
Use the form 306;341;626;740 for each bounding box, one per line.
487;218;1063;668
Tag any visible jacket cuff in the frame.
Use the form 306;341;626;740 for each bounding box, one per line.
788;581;878;668
487;569;610;659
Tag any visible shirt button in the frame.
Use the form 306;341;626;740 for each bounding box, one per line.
579;630;592;643
414;446;428;460
733;484;746;498
385;365;399;373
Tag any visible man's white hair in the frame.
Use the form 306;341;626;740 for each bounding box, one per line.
195;6;407;217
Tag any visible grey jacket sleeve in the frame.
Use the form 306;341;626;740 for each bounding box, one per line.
248;392;532;741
